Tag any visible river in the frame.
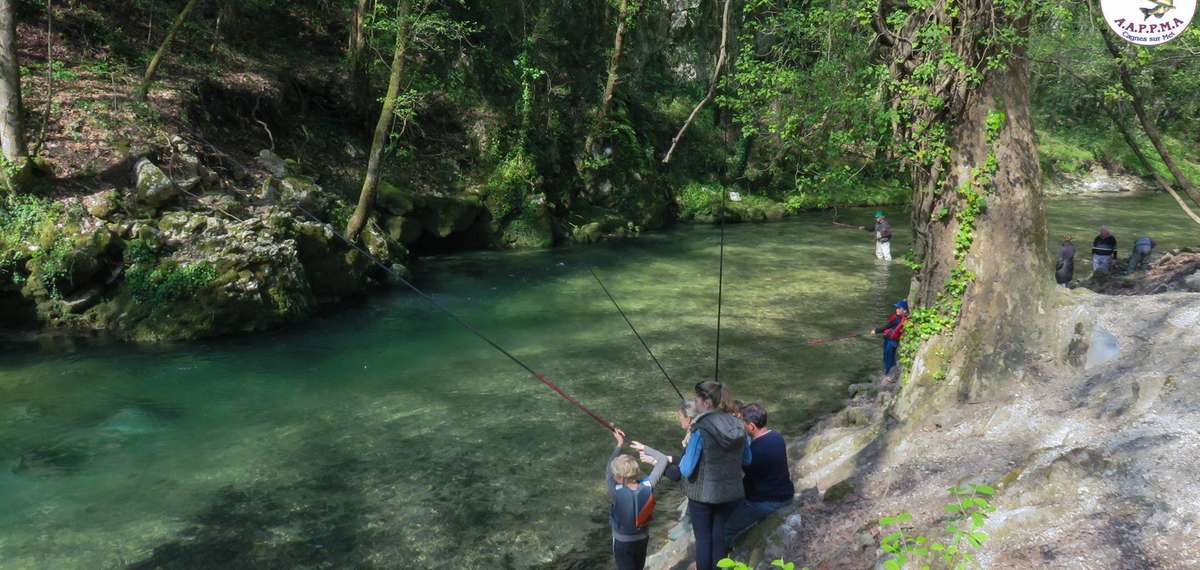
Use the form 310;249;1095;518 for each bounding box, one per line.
0;193;1193;569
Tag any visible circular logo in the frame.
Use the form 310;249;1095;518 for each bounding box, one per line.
1102;0;1197;45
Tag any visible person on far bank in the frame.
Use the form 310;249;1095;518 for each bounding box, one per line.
1056;235;1075;287
723;403;794;549
865;211;893;261
870;299;909;375
1091;226;1118;274
636;381;749;570
1127;235;1156;273
605;427;669;570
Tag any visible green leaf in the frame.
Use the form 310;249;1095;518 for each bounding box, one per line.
883;559;901;570
972;512;985;528
930;543;946;552
880;516;896;526
944;503;962;513
898;512;913;523
971;531;988;544
718;560;738;569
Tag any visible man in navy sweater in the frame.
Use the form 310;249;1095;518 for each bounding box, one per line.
723;403;795;548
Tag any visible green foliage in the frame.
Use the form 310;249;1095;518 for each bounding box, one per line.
718;558;809;570
123;238;216;305
125;257;217;305
0;194;73;296
484;151;538;222
676;182;722;219
878;483;996;569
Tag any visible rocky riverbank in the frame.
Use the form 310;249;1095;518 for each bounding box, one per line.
647;257;1200;569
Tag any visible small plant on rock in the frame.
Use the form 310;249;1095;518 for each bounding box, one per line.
718;558;809;570
878;483;996;569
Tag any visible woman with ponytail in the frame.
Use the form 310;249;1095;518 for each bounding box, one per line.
645;380;749;569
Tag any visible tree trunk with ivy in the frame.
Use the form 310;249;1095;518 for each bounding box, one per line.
877;0;1050;399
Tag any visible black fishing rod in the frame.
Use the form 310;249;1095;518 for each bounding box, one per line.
714;188;727;382
589;269;685;401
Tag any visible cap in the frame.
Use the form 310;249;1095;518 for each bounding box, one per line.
874;211;885;219
894;299;909;310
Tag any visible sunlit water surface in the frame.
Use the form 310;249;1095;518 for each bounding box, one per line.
0;193;1191;569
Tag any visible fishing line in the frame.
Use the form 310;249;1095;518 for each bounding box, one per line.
288;202;617;433
589;268;685;401
714;188;727;382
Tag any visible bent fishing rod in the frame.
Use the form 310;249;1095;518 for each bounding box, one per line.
589;269;685;401
290;203;618;434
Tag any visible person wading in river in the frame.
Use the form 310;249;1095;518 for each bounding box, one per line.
1091;226;1118;274
605;428;669;570
870;300;909;375
636;381;748;570
1056;235;1076;287
864;211;893;261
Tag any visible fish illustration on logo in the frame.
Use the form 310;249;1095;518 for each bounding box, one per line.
1142;0;1176;19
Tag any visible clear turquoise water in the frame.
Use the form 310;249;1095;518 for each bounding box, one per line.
0;194;1192;569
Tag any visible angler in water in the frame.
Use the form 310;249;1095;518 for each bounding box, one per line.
864;211;894;261
1056;235;1076;287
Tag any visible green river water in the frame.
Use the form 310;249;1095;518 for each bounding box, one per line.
0;193;1194;569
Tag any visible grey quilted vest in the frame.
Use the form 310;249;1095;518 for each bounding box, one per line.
682;410;747;505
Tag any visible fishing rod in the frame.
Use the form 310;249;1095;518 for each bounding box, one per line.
714;188;727;382
289;204;619;434
589;269;685;401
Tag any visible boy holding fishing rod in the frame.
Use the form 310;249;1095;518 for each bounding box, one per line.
606;427;669;570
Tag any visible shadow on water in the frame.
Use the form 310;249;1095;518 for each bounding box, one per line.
126;444;374;570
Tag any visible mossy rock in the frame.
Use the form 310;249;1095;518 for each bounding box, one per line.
385;215;423;245
416;195;483;239
378;180;415;215
293;222;368;299
502;206;554;249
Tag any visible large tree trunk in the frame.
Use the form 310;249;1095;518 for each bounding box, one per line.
348;0;372;117
582;0;631;159
345;0;410;242
0;0;27;163
1108;107;1200;225
881;0;1049;398
1100;27;1200;209
136;0;201;100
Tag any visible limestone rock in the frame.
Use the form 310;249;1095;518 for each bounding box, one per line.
257;149;287;177
134;158;177;210
83;190;122;220
1184;269;1200;292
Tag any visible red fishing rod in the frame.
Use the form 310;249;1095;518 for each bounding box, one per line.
291;204;617;434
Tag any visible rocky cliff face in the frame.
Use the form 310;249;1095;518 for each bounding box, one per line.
648;287;1200;569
